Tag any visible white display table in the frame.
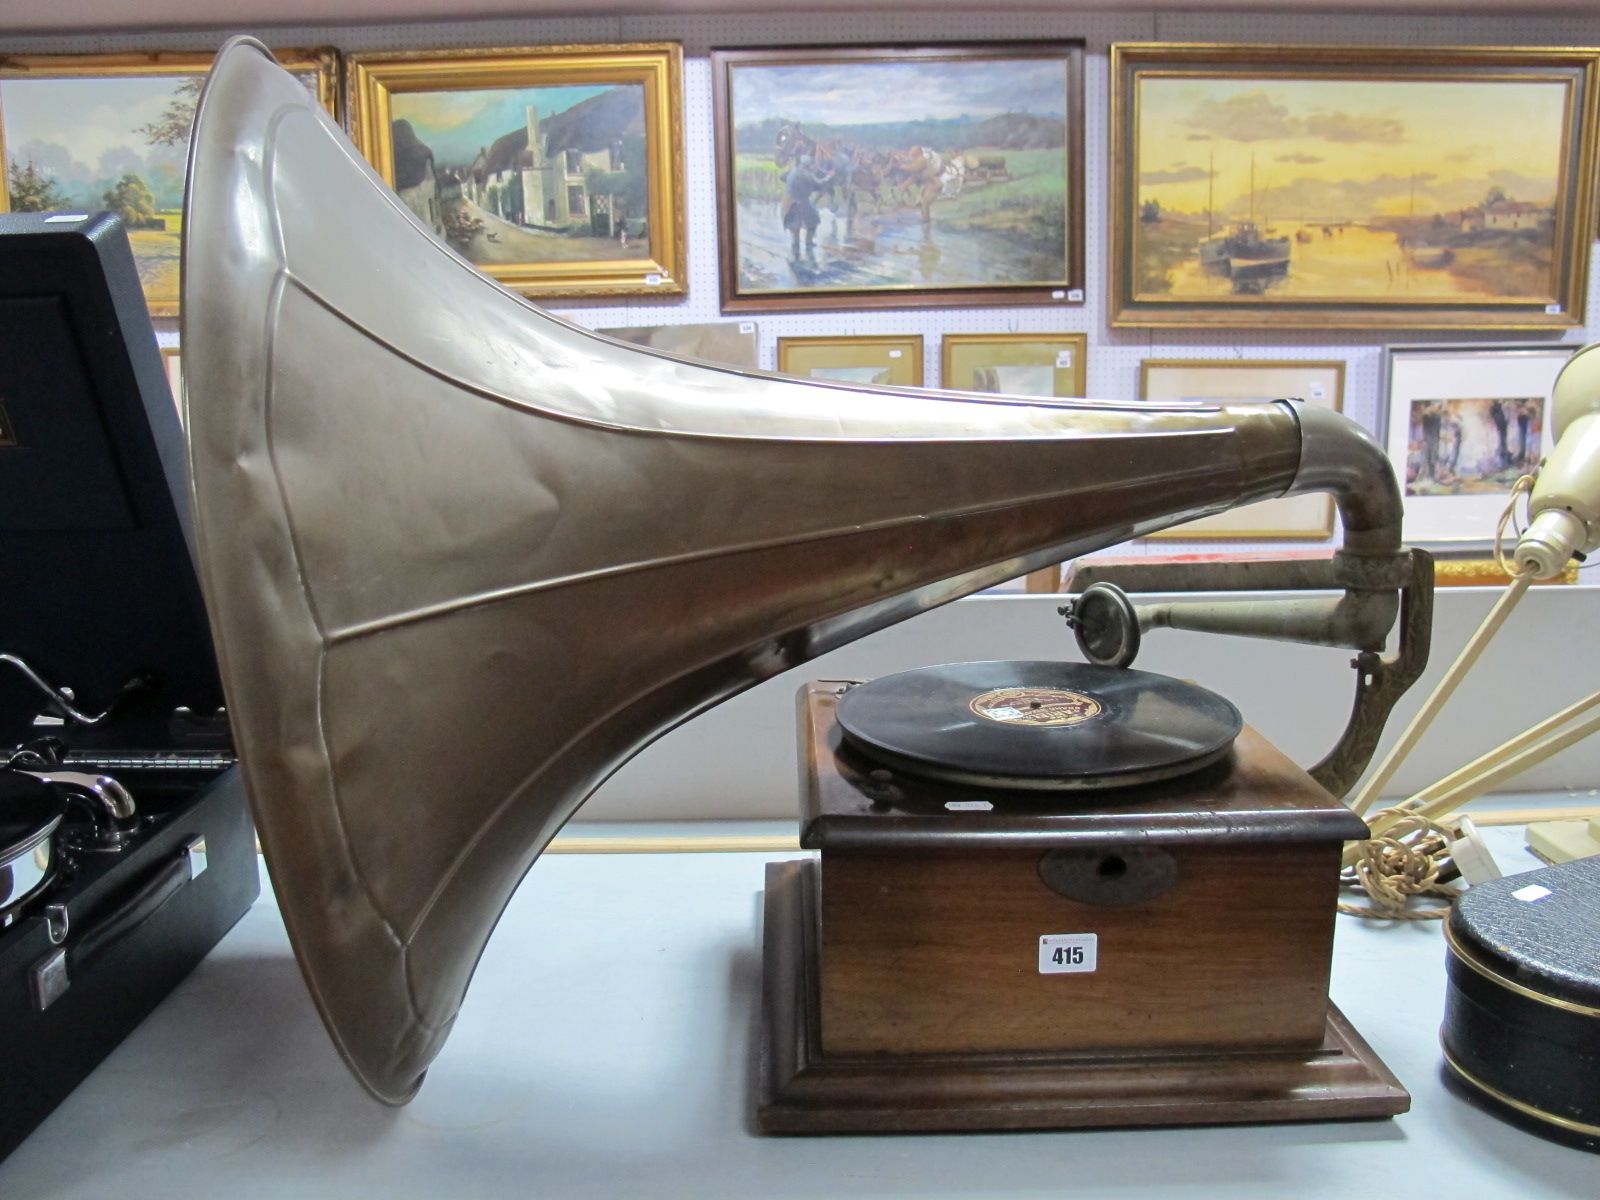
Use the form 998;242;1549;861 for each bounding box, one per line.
0;822;1592;1199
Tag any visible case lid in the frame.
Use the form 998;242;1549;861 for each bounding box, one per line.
0;212;223;745
1450;856;1600;1009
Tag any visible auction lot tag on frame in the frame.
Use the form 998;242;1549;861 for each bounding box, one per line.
1038;932;1098;974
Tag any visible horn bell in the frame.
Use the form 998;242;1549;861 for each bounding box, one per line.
181;38;1391;1102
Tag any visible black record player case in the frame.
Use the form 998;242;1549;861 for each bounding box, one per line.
0;212;258;1159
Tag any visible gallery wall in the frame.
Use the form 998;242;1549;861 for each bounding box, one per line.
5;7;1600;812
5;11;1598;580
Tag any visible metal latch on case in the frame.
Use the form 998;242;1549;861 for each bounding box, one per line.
184;836;207;879
30;946;68;1011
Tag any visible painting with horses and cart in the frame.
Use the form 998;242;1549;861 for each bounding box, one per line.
713;44;1084;311
1110;45;1600;329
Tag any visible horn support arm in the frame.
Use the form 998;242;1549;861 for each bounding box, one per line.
1064;403;1431;798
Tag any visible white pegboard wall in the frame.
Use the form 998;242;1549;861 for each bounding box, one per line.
4;7;1600;566
1151;9;1600;47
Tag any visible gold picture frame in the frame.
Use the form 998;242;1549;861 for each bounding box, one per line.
0;48;341;318
941;332;1087;398
348;44;685;299
1434;557;1577;586
1111;43;1600;329
1140;358;1345;539
776;335;923;388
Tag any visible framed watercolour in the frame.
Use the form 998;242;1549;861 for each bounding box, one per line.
1141;359;1344;539
348;44;685;299
1110;44;1600;329
941;333;1087;398
1382;344;1575;549
712;43;1085;313
596;320;758;369
0;49;341;318
776;335;923;387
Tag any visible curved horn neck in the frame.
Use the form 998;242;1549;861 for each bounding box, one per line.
182;38;1401;1103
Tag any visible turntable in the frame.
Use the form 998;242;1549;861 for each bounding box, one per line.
758;661;1409;1134
0;212;258;1160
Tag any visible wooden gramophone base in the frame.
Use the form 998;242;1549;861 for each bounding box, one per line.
757;859;1409;1134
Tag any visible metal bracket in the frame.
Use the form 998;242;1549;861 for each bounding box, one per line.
1308;548;1434;798
1038;845;1178;906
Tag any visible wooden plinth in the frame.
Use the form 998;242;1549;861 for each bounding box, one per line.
758;859;1410;1134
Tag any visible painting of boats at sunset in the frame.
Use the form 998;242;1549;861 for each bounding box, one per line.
1132;74;1570;307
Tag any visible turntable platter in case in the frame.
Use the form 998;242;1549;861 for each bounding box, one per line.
834;660;1242;791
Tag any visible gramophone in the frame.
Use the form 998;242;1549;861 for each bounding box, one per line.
179;39;1433;1129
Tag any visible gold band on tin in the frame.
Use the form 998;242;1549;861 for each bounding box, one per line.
1443;919;1600;1019
1441;1047;1600;1139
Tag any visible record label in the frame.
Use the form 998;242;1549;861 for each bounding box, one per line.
969;687;1102;728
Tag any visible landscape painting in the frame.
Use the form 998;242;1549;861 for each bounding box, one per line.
714;45;1084;311
349;46;684;298
776;335;923;388
1384;345;1571;546
1403;397;1542;496
389;84;650;261
1112;45;1600;327
0;51;338;317
941;333;1086;398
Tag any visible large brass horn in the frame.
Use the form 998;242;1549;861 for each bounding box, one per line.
181;38;1414;1104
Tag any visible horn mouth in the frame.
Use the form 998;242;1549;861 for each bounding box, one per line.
182;40;1396;1103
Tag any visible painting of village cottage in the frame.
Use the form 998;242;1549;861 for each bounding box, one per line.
0;51;339;317
348;46;684;298
1112;45;1600;327
713;44;1084;310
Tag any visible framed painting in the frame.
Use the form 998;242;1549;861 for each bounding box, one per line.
1111;44;1600;329
1382;344;1575;548
712;43;1085;313
941;333;1086;398
776;335;923;387
348;44;685;299
1141;359;1344;539
0;49;341;318
596;320;758;369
